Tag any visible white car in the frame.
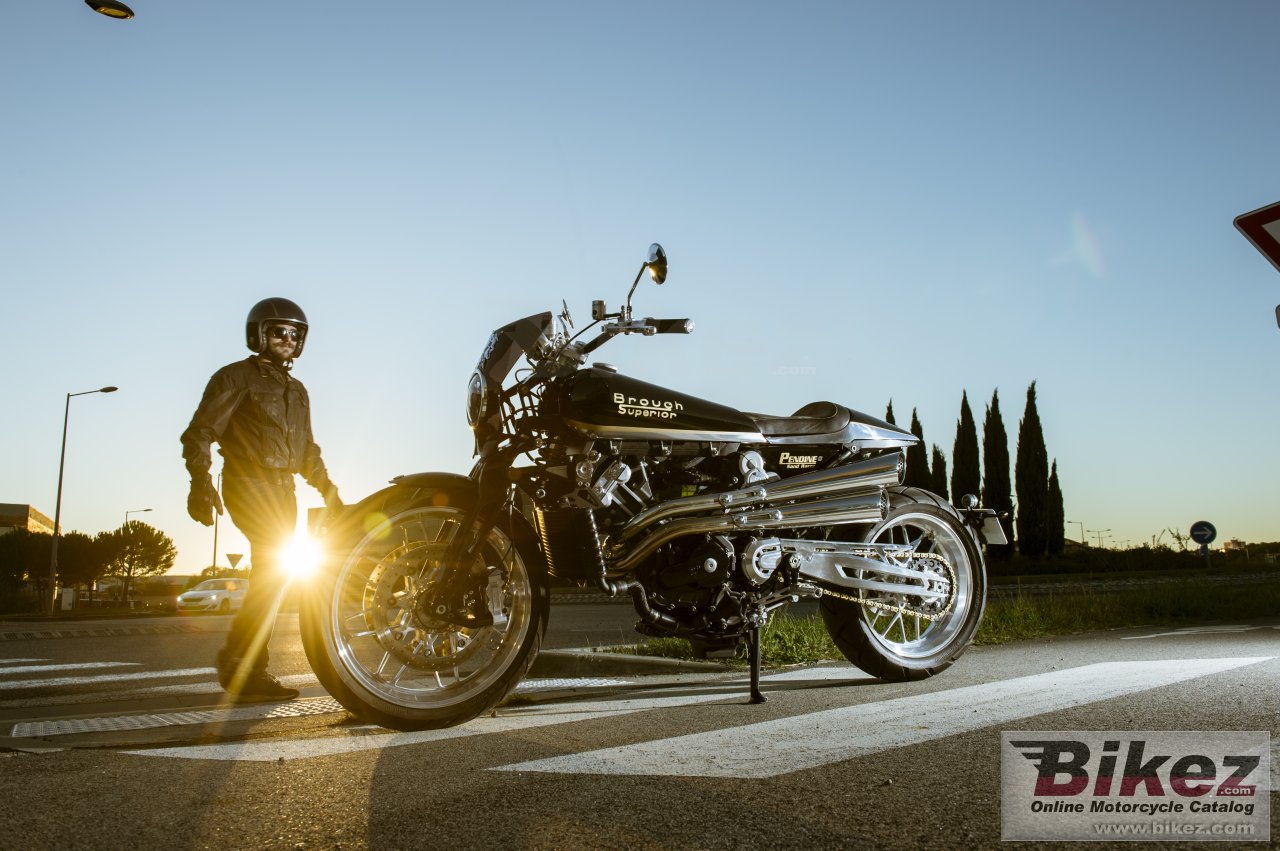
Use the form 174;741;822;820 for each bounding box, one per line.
177;578;249;614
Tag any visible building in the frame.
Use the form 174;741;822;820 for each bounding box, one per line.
0;503;54;535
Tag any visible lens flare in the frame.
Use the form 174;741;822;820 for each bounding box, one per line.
1070;212;1107;279
281;533;323;581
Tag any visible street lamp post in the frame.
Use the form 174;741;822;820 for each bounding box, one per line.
124;507;152;528
47;386;118;617
1088;528;1112;549
1066;520;1086;545
210;472;222;576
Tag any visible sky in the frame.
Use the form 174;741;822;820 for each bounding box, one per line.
3;1;1278;573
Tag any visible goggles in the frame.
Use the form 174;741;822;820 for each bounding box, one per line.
267;325;301;342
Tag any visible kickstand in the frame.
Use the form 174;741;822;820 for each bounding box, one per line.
747;625;767;704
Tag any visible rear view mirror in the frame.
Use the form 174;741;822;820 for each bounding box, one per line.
646;243;668;285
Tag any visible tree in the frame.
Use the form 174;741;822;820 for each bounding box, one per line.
884;399;897;426
99;521;177;604
0;530;58;613
56;531;109;599
982;389;1014;558
1015;381;1050;558
0;530;36;592
904;408;931;488
1047;460;1065;556
950;390;981;504
930;445;949;500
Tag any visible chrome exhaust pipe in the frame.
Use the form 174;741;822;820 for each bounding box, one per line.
616;451;903;545
607;489;887;575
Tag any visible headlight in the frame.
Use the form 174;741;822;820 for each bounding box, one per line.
466;371;487;427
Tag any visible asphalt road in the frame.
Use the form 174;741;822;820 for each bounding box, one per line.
0;607;1277;849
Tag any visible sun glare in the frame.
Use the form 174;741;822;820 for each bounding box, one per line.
281;533;324;581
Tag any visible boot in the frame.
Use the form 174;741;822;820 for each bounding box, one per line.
216;648;299;700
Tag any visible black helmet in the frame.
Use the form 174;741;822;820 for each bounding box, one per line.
245;297;309;356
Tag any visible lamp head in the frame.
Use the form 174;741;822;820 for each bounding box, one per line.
86;0;135;18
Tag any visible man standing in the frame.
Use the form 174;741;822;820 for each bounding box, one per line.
181;297;342;699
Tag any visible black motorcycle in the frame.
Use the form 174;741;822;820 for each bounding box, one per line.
302;245;1007;730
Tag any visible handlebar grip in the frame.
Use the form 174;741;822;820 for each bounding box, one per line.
647;318;694;334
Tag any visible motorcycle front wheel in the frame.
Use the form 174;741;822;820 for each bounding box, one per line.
302;504;548;730
819;487;986;682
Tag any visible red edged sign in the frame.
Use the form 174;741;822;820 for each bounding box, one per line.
1235;200;1280;274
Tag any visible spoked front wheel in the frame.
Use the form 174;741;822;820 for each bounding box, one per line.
820;487;986;682
302;504;548;730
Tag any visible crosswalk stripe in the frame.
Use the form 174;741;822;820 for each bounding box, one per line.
124;668;855;762
1;662;140;676
492;657;1273;778
0;667;214;691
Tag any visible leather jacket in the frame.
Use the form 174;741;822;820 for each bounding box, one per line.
181;355;335;495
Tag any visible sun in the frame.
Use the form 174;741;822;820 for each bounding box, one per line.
281;533;324;581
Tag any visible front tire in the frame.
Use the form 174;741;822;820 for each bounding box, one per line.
820;487;986;682
302;502;548;730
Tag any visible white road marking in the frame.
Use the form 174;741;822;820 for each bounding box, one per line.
131;672;318;698
13;698;346;738
125;668;858;762
0;662;139;676
0;659;48;666
0;667;213;691
493;657;1274;778
1121;624;1276;640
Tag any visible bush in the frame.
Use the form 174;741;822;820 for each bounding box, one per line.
0;586;41;615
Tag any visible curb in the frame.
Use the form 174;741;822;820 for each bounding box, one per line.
528;648;732;678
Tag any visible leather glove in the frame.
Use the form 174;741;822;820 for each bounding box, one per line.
187;478;224;526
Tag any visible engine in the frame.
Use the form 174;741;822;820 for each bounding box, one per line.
529;442;899;652
577;450;802;635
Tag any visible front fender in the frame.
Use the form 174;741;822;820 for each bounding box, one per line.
323;472;478;547
317;471;545;582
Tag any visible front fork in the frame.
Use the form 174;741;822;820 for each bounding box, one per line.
440;442;527;596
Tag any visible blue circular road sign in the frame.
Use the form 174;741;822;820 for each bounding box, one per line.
1189;521;1217;545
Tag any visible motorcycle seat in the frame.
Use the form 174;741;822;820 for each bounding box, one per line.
745;401;852;439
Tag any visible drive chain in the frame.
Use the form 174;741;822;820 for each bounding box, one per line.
821;550;956;621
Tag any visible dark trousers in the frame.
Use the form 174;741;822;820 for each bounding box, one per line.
220;471;297;674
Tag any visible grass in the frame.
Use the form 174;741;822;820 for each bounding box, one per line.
617;578;1280;667
974;580;1280;645
621;615;835;668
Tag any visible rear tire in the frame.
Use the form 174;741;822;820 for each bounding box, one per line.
302;501;548;730
820;487;986;682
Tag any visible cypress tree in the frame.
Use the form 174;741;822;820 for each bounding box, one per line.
1047;460;1065;556
904;408;931;489
884;400;897;425
1015;381;1050;558
982;389;1014;558
930;445;949;500
950;390;981;504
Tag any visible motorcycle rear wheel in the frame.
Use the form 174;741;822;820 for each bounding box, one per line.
302;504;548;730
819;487;986;682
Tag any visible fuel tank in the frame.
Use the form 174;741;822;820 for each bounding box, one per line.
556;367;765;441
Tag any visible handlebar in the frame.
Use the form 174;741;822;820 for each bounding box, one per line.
645;317;694;334
571;315;695;359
